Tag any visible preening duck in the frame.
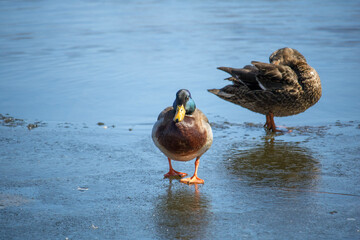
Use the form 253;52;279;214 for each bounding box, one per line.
208;47;322;132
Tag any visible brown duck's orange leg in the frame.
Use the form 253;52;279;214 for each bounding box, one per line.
164;158;187;178
264;113;271;129
180;157;204;184
264;112;280;132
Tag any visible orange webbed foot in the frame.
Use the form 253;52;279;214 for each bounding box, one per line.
164;169;187;178
164;157;187;178
180;175;204;184
264;112;293;133
180;157;204;184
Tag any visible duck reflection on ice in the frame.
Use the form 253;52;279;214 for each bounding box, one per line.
153;182;212;239
225;139;321;189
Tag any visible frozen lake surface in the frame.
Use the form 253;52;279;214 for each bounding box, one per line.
1;0;360;239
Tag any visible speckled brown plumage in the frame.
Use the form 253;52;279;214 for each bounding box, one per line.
208;47;322;131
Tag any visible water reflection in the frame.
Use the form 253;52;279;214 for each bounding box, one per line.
153;183;211;240
225;139;321;189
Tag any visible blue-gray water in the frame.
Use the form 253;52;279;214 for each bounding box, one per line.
1;0;359;124
1;1;360;239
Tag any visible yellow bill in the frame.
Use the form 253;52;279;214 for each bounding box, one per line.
173;105;185;123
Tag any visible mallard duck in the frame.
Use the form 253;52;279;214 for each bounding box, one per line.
208;47;322;132
152;89;213;184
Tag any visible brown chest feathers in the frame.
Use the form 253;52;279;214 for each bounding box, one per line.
155;116;207;156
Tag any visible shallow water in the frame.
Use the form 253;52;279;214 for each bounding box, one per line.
1;0;360;239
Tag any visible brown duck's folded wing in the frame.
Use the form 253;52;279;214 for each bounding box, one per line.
208;84;250;103
251;61;301;91
217;66;261;90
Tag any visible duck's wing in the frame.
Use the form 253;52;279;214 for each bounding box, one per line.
209;62;302;112
217;66;262;90
193;108;210;124
157;107;173;121
251;61;300;91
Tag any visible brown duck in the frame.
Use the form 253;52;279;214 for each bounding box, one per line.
208;47;322;132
